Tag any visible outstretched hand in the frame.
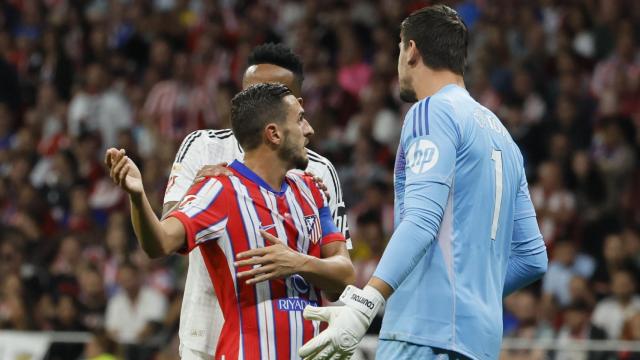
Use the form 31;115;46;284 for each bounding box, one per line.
105;148;143;195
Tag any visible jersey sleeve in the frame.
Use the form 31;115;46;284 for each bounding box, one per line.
302;175;346;246
166;177;229;254
319;160;352;248
503;170;548;296
374;97;461;289
513;167;538;221
402;97;460;191
164;130;207;203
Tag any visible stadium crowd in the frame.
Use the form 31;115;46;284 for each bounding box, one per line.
0;0;639;359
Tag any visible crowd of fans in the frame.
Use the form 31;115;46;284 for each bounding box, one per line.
0;0;639;359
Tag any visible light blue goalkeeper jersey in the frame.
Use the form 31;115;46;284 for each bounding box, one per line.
373;84;547;360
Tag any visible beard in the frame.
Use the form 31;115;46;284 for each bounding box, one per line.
399;85;418;103
278;133;309;171
398;75;417;103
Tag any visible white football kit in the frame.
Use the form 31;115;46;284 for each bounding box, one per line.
164;129;351;358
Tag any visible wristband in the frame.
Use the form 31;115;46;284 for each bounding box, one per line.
339;285;385;322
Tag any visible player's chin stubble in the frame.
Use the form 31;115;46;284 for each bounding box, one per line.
278;137;309;171
399;86;418;103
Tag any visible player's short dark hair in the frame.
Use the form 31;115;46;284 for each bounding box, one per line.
230;83;293;151
247;43;304;89
401;4;468;75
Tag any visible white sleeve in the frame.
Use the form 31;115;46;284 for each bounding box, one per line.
315;158;351;248
163;131;208;204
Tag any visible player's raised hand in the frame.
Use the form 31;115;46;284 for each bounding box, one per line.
234;229;306;284
194;163;232;183
105;148;143;195
299;286;385;360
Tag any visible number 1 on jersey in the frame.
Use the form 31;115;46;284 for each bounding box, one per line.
491;149;503;240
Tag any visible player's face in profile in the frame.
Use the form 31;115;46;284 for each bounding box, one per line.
278;95;313;170
398;40;418;103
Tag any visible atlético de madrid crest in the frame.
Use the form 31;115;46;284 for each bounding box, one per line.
304;214;321;244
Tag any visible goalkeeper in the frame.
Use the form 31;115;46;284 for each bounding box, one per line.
299;5;548;360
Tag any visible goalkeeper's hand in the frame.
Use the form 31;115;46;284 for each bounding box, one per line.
299;285;385;360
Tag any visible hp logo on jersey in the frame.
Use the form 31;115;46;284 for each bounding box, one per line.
406;139;439;174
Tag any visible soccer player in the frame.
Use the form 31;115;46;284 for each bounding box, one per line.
163;44;351;359
105;83;355;360
298;5;548;360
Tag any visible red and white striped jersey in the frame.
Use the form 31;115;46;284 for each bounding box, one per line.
165;129;350;356
168;160;345;360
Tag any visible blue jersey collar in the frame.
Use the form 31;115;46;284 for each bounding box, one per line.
229;160;289;195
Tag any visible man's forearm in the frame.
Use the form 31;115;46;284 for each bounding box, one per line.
130;193;183;258
298;254;355;294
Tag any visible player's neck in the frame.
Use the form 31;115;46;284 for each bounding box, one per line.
243;151;288;191
414;69;465;100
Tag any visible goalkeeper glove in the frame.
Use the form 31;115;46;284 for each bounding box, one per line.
298;285;385;360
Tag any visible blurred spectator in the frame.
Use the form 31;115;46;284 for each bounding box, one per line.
591;22;639;106
103;220;131;296
592;118;636;212
105;261;168;345
53;294;86;331
84;329;120;360
502;291;554;360
555;301;609;360
77;264;107;330
568;276;597;309
620;313;640;359
351;210;386;289
344;77;400;149
592;233;640;297
623;227;640;270
142;52;216;141
570;151;608;226
530;161;576;246
0;273;33;330
592;269;640;339
542;240;595;306
504;291;555;339
50;235;82;276
68;63;132;150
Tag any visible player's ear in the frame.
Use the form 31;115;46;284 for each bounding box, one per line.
407;40;420;67
264;123;282;146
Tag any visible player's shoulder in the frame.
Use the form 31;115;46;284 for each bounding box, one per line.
175;129;239;162
305;148;336;173
193;174;238;193
179;128;236;144
286;170;317;190
286;171;325;203
205;128;234;140
403;93;460;142
285;169;310;184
